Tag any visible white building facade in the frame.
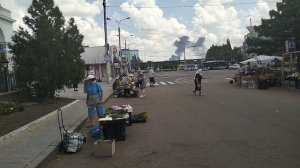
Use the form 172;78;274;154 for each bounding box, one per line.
0;4;15;71
0;4;15;92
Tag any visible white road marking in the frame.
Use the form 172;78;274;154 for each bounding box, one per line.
167;81;175;84
174;81;182;84
160;82;167;85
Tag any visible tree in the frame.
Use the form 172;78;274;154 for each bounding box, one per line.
231;47;243;62
247;0;300;55
206;39;233;62
9;0;84;100
63;18;85;88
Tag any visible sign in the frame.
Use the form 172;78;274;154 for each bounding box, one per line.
104;54;111;62
285;40;296;52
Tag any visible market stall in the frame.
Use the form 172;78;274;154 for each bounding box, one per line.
233;55;282;89
112;75;139;98
281;51;300;89
89;105;148;140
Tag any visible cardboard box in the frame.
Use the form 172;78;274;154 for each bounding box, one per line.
93;139;115;157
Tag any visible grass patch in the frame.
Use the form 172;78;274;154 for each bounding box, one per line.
0;102;25;115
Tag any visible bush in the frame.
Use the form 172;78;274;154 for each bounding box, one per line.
0;102;25;115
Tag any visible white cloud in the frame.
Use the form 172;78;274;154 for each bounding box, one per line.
192;0;245;48
245;0;281;26
120;0;191;61
72;17;104;46
1;0;103;46
56;0;101;17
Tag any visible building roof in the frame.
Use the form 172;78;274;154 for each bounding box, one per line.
81;46;106;65
0;4;15;23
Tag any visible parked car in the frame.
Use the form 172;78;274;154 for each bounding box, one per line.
229;64;240;70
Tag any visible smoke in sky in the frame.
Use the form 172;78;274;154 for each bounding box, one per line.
169;36;205;61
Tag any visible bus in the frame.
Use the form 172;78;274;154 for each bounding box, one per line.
201;61;229;70
177;64;198;71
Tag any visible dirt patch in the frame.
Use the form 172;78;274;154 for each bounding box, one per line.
0;92;74;137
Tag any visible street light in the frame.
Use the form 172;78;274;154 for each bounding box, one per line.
183;41;191;69
107;17;130;75
1;60;9;92
107;17;130;57
123;34;133;49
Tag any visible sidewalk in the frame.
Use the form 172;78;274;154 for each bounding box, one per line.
0;82;113;168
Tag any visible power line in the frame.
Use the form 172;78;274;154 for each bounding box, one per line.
108;1;279;9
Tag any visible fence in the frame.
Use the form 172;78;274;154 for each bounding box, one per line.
0;71;17;93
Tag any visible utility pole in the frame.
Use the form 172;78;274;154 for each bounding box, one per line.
183;45;186;70
107;17;130;75
103;0;109;84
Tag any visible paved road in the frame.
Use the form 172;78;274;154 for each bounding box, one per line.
44;70;300;168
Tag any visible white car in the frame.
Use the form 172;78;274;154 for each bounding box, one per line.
229;64;240;70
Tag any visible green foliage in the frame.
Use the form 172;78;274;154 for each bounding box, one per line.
232;47;243;62
8;0;84;100
0;52;6;61
0;102;24;115
247;0;300;54
206;39;237;62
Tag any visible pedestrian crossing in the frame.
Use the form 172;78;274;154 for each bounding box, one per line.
146;79;208;87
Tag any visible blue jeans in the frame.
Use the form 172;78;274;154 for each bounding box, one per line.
87;104;105;119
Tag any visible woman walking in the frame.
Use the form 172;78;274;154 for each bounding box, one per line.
193;68;203;96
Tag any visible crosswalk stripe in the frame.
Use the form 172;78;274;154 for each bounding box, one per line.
160;82;167;85
167;81;175;84
180;80;193;83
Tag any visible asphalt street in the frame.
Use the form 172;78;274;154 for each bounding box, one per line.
44;70;300;168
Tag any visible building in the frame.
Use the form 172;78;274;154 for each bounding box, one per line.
241;26;259;59
241;25;272;60
81;45;118;82
0;4;15;92
121;49;139;73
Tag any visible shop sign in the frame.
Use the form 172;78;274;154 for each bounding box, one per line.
285;40;296;52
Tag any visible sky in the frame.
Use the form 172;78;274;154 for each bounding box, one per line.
0;0;282;62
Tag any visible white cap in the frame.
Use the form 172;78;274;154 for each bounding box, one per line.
87;75;95;80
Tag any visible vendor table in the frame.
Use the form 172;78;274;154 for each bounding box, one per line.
98;105;133;141
100;119;126;141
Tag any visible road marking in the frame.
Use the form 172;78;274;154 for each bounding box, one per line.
181;79;193;83
160;82;167;85
167;81;175;84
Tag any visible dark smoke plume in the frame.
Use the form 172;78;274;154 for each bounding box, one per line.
169;36;205;61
